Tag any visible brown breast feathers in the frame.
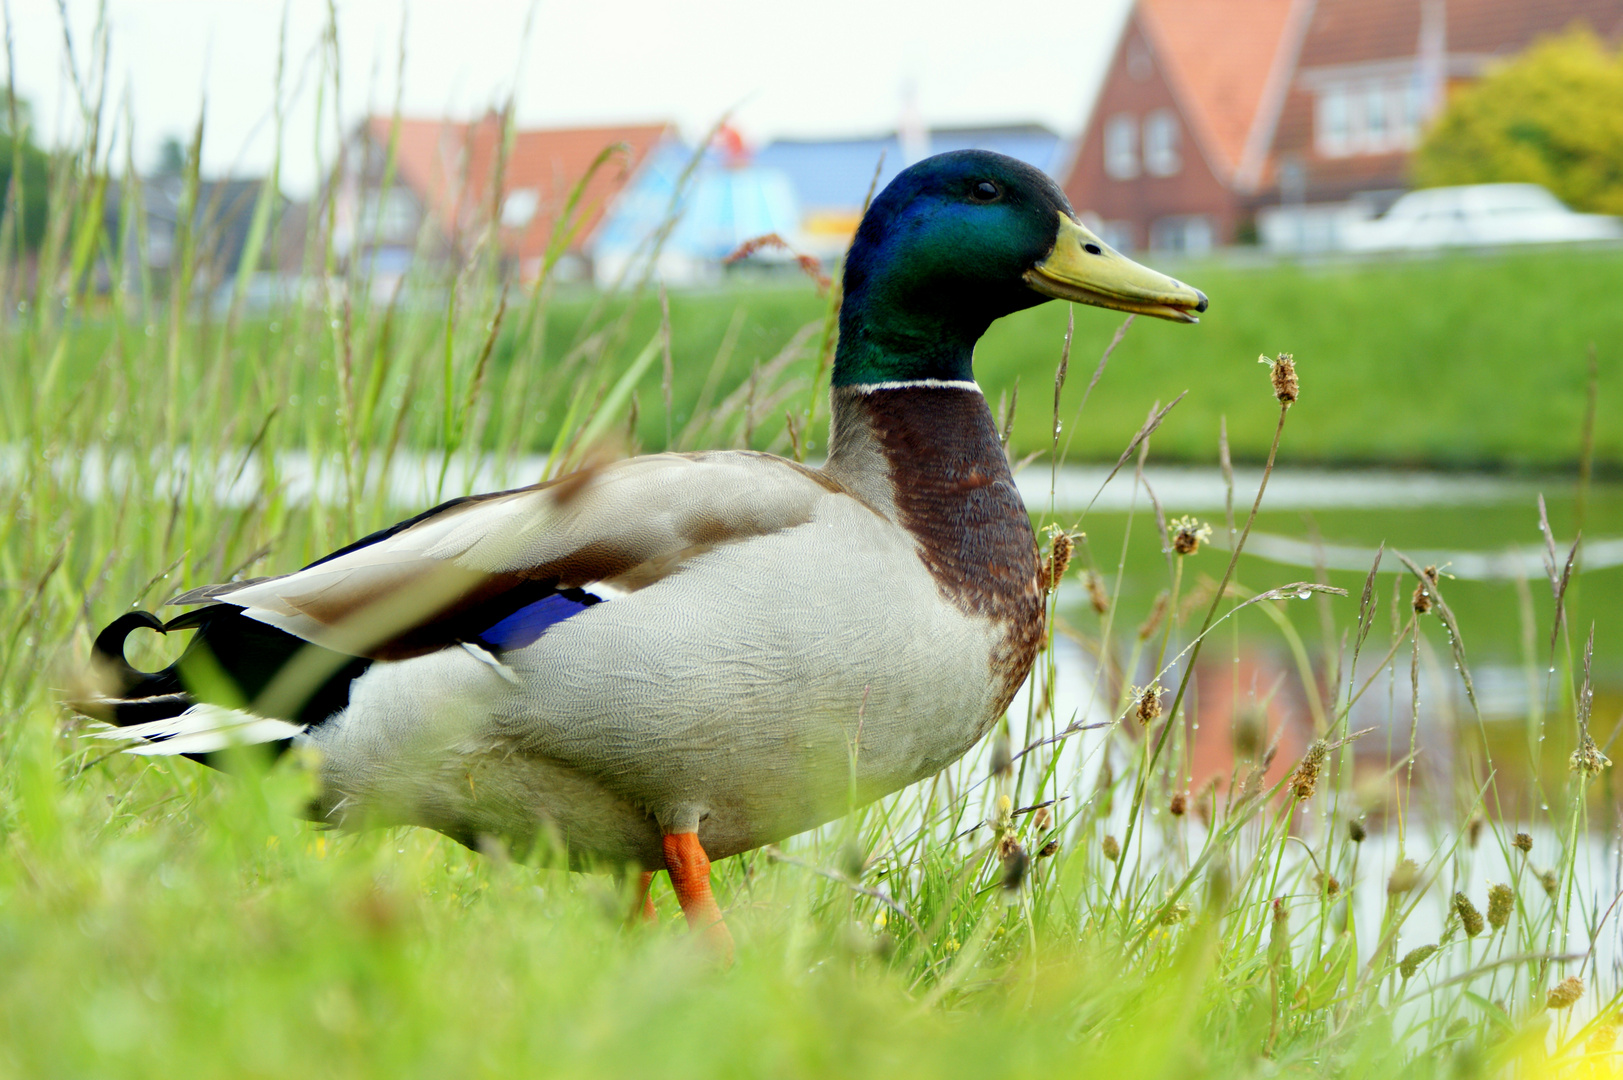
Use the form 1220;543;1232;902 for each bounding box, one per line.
858;385;1044;711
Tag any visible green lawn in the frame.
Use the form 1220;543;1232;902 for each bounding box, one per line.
43;244;1620;474
986;245;1623;468
535;244;1621;469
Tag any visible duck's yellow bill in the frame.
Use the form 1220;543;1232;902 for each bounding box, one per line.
1023;214;1208;323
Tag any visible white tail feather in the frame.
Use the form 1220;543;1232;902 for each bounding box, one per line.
92;705;305;756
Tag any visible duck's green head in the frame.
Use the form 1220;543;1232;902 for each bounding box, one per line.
834;149;1206;386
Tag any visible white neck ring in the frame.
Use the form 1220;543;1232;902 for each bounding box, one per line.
848;379;982;394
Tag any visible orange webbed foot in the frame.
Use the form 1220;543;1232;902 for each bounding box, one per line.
661;832;735;964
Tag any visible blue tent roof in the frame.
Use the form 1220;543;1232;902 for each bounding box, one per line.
755;125;1068;213
592;141;804;263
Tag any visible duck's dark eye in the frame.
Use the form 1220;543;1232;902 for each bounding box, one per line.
970;180;1001;202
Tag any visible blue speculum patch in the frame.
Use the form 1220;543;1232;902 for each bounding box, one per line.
476;591;600;652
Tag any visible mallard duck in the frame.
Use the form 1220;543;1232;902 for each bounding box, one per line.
81;149;1205;954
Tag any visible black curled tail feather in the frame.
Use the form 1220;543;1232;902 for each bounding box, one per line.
86;610;191;725
84;604;372;732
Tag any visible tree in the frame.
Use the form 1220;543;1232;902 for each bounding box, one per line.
1412;27;1623;215
0;94;50;252
156;135;187;177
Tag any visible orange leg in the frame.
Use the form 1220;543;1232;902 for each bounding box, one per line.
661;832;735;962
634;870;658;925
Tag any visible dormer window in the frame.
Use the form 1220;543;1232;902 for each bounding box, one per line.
1143;109;1181;176
1314;78;1422;157
501;188;540;229
1105;114;1139;179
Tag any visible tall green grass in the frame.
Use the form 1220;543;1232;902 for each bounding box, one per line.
2;9;1620;1078
29;249;1623;471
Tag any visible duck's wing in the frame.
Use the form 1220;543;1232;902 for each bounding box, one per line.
172;451;840;661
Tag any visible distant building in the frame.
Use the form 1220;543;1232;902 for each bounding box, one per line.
331;116;818;290
1262;0;1623;251
324;117;1069;289
108;176;285;289
1062;0;1623;253
1060;0;1308;253
332;115;673;289
757;124;1068;255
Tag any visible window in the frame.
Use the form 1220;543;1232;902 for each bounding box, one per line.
1316;78;1423;157
1150;215;1212;253
377;189;415;239
1364;81;1388;144
1402;81;1423;135
1316;85;1351;156
501;187;540;229
1104;114;1138;180
1143;109;1181;177
357;189;417;242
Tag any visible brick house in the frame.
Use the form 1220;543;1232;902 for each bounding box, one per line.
1063;0;1623;253
1061;0;1310;252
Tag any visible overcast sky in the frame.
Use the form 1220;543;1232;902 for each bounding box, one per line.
4;0;1130;194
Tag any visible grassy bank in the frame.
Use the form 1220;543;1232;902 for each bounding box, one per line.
39;243;1623;472
519;243;1623;469
984;245;1623;468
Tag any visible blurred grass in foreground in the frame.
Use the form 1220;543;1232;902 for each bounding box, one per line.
2;9;1622;1079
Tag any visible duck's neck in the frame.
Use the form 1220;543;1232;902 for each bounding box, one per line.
829;269;989;388
824;281;1038;575
824;365;1038;607
824;295;1000;513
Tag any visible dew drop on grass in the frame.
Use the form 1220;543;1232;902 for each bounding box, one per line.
1297;590;1311;600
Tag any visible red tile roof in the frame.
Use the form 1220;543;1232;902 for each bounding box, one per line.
367;116;673;264
1137;0;1305;182
1297;0;1623;70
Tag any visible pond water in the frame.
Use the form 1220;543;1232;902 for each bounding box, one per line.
1022;462;1623;710
13;442;1619;684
